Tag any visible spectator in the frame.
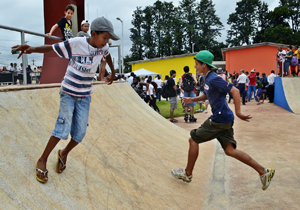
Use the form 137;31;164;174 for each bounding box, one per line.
127;72;135;85
248;69;256;102
277;46;286;77
295;46;300;76
267;70;276;103
131;77;147;99
47;5;75;40
18;63;23;85
154;75;163;101
167;70;178;123
163;75;169;101
245;71;249;101
284;45;293;77
237;69;247;105
2;66;7;72
180;66;197;123
197;73;205;112
228;74;234;103
255;76;262;105
26;65;33;84
216;68;227;81
145;79;161;114
77;20;90;38
260;74;267;104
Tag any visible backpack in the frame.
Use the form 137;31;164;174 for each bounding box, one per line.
161;84;171;98
182;73;195;92
291;55;299;66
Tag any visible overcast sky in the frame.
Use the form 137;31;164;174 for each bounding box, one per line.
0;0;278;68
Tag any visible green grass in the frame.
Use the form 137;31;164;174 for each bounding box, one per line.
156;99;204;118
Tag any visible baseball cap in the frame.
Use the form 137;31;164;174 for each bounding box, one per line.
216;68;223;74
81;20;89;25
251;68;255;73
90;17;120;40
194;50;217;69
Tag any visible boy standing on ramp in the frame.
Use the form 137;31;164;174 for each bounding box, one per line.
12;17;119;183
171;50;275;190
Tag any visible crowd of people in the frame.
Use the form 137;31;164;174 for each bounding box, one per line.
277;45;300;77
0;63;42;85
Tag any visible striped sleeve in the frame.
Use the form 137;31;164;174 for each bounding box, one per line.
52;40;72;59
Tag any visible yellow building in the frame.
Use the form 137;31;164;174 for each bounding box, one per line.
128;53;225;83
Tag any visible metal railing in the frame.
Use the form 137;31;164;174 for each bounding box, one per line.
0;24;63;85
0;24;122;85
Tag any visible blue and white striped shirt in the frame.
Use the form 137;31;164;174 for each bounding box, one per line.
52;37;109;97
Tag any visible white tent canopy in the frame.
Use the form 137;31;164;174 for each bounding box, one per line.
125;68;160;77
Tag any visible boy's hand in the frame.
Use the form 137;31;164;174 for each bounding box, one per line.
107;75;114;85
236;112;252;122
12;45;33;59
182;97;192;105
46;33;51;38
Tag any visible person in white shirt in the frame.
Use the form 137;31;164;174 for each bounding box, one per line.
237;69;247;105
277;47;286;77
8;63;17;84
154;75;163;101
127;72;135;85
145;78;160;114
18;63;23;85
267;70;276;103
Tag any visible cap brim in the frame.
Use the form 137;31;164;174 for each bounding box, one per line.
109;32;120;41
194;57;217;69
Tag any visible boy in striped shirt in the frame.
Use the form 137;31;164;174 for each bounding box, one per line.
12;17;119;183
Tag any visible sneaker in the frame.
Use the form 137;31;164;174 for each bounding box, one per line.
204;109;208;114
171;168;192;183
260;168;275;190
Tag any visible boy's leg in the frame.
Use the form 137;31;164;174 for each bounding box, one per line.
36;136;61;181
224;143;265;175
58;138;79;173
185;138;199;176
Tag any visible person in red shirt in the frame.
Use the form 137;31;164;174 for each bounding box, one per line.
248;69;256;101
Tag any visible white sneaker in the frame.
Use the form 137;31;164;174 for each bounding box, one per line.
171;168;192;183
204;109;208;114
260;168;275;190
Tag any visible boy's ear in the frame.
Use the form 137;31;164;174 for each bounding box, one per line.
91;31;96;37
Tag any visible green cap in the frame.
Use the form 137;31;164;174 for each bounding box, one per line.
194;50;217;69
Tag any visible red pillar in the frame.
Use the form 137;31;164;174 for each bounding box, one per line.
40;0;85;84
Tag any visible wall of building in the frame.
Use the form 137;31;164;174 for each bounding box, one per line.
225;45;278;75
131;55;197;83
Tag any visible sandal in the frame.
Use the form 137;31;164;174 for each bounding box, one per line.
56;149;66;173
170;119;178;123
36;164;48;183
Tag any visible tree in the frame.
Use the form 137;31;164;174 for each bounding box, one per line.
226;0;261;47
130;7;144;61
179;0;198;53
196;0;224;52
142;6;156;59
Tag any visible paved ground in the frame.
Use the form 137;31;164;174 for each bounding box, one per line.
0;82;299;210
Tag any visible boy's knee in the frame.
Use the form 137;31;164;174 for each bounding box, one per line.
224;144;235;157
189;137;197;145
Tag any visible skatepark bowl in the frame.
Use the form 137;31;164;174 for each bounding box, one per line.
0;81;300;210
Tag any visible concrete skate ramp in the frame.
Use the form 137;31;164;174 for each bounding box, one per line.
275;77;300;114
0;82;213;209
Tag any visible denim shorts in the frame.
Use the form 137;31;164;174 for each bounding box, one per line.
52;91;91;143
183;91;196;107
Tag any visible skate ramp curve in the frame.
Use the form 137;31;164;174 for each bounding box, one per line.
0;82;214;210
275;77;300;114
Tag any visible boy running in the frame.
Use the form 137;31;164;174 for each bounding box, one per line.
171;50;275;190
12;17;119;183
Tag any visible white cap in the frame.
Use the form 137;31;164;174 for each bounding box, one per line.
81;20;89;26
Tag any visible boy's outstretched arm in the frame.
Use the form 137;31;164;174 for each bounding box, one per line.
12;45;53;59
106;54;115;85
231;86;252;121
182;93;207;105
